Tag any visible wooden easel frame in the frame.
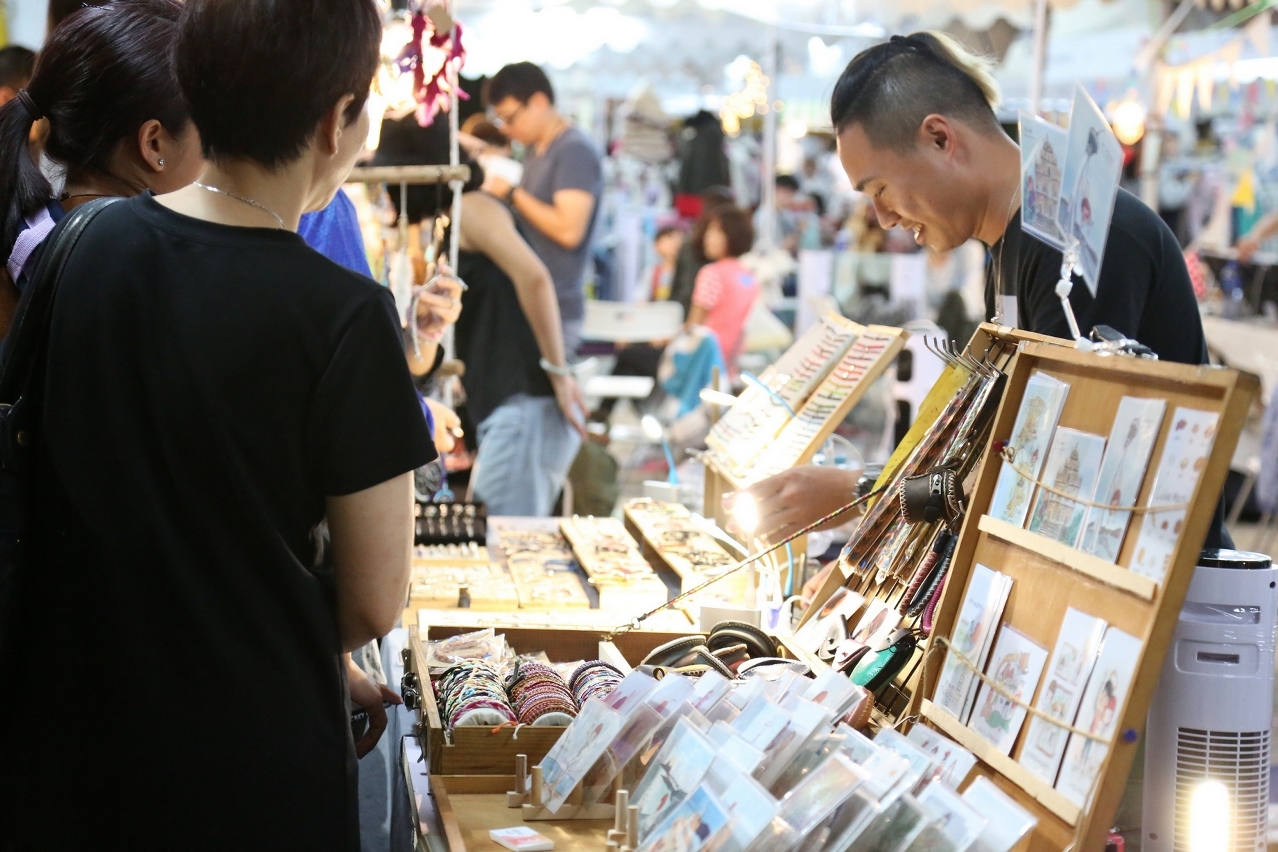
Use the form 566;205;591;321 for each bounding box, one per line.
908;337;1259;851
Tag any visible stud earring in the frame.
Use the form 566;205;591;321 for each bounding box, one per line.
158;159;165;167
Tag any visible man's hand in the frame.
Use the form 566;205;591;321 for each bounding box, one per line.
348;655;403;759
483;174;513;201
1238;234;1262;263
550;373;588;438
423;398;461;454
723;465;864;542
414;273;463;339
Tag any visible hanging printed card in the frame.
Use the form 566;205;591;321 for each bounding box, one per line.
1018;608;1108;784
1080;397;1167;562
1055;627;1142;808
989;372;1070;528
968;626;1049;755
1057;83;1124;294
932;563;1014;723
1026;427;1107;546
1019;111;1069;249
1130;407;1219;584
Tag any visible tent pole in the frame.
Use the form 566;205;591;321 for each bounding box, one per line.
760;24;779;250
1029;0;1050;116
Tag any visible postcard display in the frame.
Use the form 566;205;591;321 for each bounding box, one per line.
908;340;1257;851
701;315;908;532
425;664;1044;852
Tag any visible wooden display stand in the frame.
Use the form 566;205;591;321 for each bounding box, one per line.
406;624;691;776
430;774;613;852
906;337;1259;852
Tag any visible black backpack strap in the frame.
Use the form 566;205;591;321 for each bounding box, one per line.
0;197;119;466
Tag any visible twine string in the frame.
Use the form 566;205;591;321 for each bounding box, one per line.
1000;445;1187;515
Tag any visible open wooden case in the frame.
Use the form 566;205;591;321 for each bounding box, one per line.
903;335;1259;851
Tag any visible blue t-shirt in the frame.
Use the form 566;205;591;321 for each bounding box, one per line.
298;188;373;279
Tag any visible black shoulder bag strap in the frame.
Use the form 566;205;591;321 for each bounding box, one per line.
0;197;119;622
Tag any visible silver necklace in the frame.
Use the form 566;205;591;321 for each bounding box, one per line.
193;181;285;229
991;182;1022;325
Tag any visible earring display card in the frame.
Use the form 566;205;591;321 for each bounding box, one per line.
706;314;859;469
1078;397;1166;562
988;371;1070;528
1128;407;1220;584
968;625;1049;755
1018;608;1107;785
932;563;1013;723
1025;427;1107;548
741;328;906;483
1054;627;1142;808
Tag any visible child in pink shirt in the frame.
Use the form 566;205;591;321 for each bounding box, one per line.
689;205;758;370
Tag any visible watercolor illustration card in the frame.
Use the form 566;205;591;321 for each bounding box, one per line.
906;725;977;790
932;563;1014;723
968;625;1049;755
1027;427;1107;546
710;773;779;852
989;372;1070;527
1079;397;1166;562
961;777;1038;852
1019;607;1107;784
1130;407;1219;584
1057;84;1124;294
636;786;731;852
632;717;720;837
1019;111;1069;249
1055;627;1142;808
913;782;989;852
539;698;625;813
774;753;867;841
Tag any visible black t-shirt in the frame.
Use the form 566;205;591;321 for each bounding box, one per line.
454;250;553;425
985;188;1208;365
0;194;434;849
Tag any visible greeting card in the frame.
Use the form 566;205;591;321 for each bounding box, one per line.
968;626;1049;755
632;718;720;837
1055;627;1142;807
1026;427;1107;547
1079;397;1166;562
932;563;1014;723
1130;407;1219;584
989;372;1070;527
1018;608;1107;784
961;777;1038;852
906;725;977;789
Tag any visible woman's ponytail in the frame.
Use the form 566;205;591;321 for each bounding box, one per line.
0;93;52;260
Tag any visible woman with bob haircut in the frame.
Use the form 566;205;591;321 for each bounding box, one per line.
0;1;430;848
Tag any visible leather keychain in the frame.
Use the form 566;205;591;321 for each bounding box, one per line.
899;465;966;529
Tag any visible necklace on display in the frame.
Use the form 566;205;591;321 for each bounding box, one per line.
193;181;285;229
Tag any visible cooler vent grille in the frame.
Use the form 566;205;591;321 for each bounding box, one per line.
1173;727;1269;852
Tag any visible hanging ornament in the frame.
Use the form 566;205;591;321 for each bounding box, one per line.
395;9;468;128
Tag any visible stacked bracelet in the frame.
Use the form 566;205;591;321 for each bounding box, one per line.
506;662;578;726
569;660;624;706
437;661;517;730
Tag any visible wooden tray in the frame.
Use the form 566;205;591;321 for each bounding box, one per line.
430;774;610;852
908;338;1259;852
407;624;692;776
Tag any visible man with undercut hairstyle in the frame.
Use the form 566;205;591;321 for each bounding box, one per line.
731;32;1229;551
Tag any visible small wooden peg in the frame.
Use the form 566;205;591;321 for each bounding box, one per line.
614;789;629;834
530;766;544;808
626;804;639;849
507;754;530;807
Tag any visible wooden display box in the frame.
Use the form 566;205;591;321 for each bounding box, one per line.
908;339;1258;852
407;624;691;776
430;774;610;852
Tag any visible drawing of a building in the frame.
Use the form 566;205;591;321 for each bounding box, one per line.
1034;141;1061;220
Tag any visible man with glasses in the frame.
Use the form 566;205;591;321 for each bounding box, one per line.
482;62;602;355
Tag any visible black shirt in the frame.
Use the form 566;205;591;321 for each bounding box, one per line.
454;250;553;425
986;188;1208;366
0;194;433;849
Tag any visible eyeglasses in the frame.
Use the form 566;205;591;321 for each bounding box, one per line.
489;102;526;129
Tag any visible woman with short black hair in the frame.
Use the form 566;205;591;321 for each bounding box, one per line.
0;1;430;848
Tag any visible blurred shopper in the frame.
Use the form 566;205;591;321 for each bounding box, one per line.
0;46;34;107
482;62;602;354
0;1;431;848
688;205;759;372
638;224;684;303
670;185;735;314
0;0;203;336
